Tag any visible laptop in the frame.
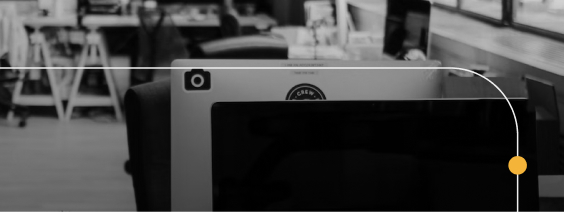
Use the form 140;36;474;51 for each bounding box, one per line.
170;59;538;211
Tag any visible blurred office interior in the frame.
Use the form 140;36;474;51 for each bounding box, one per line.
1;0;564;210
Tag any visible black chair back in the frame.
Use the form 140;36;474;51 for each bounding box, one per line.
526;76;559;119
125;79;171;211
525;76;563;175
219;13;242;38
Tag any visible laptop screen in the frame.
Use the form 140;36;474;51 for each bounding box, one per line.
211;100;538;211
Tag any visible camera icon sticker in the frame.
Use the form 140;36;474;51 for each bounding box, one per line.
184;69;212;91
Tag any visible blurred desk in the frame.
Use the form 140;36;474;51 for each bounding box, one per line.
81;14;277;28
273;27;388;60
23;16;78;28
21;15;78;90
22;14;277;29
22;13;278;28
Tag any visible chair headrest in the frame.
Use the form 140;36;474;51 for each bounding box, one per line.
220;13;241;38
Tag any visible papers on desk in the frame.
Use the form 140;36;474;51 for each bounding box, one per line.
274;26;384;60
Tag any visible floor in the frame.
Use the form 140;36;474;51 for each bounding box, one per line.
0;117;135;211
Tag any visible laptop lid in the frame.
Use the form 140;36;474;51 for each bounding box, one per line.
171;59;443;210
170;59;537;211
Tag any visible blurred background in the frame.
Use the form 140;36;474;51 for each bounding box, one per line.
0;0;564;210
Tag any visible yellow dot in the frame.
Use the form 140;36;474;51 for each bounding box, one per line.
508;156;527;175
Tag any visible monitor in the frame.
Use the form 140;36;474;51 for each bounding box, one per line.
339;0;432;60
171;59;538;211
383;0;431;59
210;100;537;211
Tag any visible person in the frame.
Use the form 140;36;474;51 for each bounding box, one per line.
0;3;28;68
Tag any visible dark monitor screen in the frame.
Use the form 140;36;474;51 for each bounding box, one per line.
384;0;431;59
211;100;538;211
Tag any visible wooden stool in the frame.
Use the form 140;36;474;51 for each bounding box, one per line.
65;27;123;121
9;27;65;121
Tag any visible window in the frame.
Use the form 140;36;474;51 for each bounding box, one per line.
461;0;503;19
434;0;458;7
432;0;564;41
514;0;564;35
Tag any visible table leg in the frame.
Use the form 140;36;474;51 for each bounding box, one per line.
65;44;90;121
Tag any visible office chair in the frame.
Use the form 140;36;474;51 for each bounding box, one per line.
526;76;559;122
219;13;242;38
0;58;29;127
125;79;171;211
525;76;562;175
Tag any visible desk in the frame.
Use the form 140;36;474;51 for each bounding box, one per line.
22;13;277;92
23;16;78;27
15;16;79;120
23;14;277;28
81;14;277;28
21;16;78;98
